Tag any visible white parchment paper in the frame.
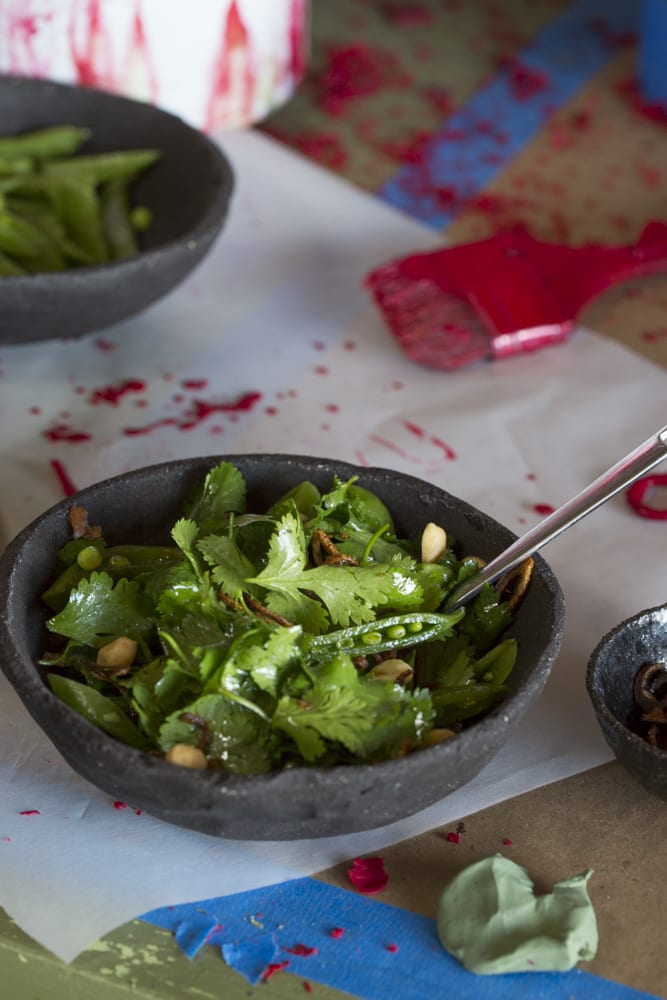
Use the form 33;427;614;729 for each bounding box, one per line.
0;130;665;962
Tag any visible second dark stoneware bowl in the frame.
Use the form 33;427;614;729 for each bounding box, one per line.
587;604;667;800
0;75;234;343
0;455;565;840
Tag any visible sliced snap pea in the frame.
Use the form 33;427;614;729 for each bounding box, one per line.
303;609;465;663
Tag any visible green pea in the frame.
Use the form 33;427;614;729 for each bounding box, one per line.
361;631;383;645
76;545;103;570
385;624;407;641
406;621;424;634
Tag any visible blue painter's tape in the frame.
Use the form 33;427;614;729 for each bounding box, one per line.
142;877;659;999
378;0;638;229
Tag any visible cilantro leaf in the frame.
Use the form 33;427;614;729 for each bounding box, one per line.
185;461;246;534
197;533;257;601
46;571;154;648
158;693;275;774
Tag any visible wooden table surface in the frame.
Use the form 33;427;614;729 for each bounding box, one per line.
3;2;666;998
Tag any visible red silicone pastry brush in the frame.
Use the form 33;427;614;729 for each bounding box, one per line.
364;222;667;371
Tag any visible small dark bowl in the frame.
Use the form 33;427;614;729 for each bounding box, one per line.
0;455;564;840
587;605;667;799
0;76;233;343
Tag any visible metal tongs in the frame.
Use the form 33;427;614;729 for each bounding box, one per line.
445;426;667;611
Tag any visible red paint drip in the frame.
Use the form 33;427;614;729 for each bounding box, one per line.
431;435;457;460
284;944;318;957
44;424;92;443
445;831;460;844
319;45;412;116
113;800;128;810
181;378;208;390
386;943;399;953
89;379;146;406
330;927;345;938
303;983;312;994
205;0;256;131
123;391;261;436
287;0;308;84
68;0;114;89
19;809;40;816
262;960;290;982
533;503;555;515
123;0;158;103
502;837;513;845
50;459;78;497
347;856;389;894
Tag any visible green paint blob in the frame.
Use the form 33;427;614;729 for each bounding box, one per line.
437;855;598;975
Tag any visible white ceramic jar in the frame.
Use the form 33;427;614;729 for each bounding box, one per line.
0;0;309;130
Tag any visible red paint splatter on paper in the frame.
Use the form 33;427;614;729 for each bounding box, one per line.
381;3;434;26
303;982;312;994
50;459;78;497
533;503;555;516
347;856;389;894
386;942;399;953
421;85;453;118
95;338;117;352
113;801;127;810
262;960;290;982
89;379;146;406
445;831;460;844
376;129;434;164
506;61;548;101
123;391;262;436
369;434;421;464
330;927;345;939
502;837;513;845
643;327;667;343
19;809;40;816
284;944;318;957
319;45;412;116
44;423;92;444
284;131;349;170
182;378;209;390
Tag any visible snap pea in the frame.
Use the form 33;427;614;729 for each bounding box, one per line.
303;609;465;663
101;178;139;260
44;149;160;184
0;125;90;160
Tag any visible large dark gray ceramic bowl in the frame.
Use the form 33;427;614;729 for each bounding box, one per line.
0;76;233;343
587;604;667;800
0;455;564;840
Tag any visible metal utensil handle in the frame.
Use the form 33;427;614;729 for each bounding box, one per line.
445;426;667;611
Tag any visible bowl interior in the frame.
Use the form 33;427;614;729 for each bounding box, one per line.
0;455;565;839
586;605;667;800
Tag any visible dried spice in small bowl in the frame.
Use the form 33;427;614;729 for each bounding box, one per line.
631;661;667;750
